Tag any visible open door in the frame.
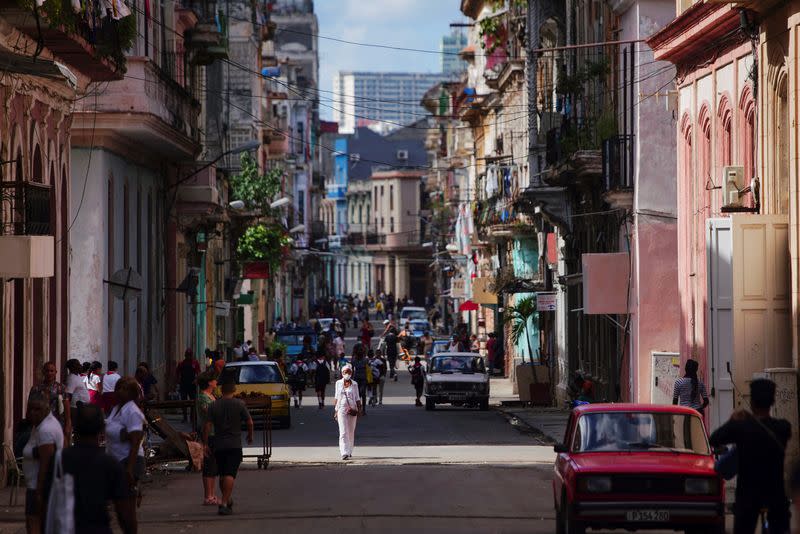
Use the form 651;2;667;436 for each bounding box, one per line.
707;218;733;429
731;214;791;396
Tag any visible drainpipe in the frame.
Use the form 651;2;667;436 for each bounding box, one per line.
528;0;540;188
196;232;207;357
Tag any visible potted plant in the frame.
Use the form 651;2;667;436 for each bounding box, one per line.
507;296;550;405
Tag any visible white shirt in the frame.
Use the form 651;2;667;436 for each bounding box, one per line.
66;373;90;407
105;400;146;462
233;346;244;359
334;379;360;414
23;413;64;489
84;373;102;392
102;371;121;394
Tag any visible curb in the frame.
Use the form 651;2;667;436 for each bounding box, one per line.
493;406;557;445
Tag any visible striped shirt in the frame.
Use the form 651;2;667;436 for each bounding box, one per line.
672;376;708;410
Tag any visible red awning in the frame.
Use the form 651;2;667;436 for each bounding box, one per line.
459;300;479;312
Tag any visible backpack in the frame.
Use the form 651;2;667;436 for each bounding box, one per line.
293;364;307;382
410;365;423;385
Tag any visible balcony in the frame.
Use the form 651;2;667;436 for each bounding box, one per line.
186;20;229;65
176;165;219;212
344;232;385;246
72;56;201;160
0;181;54;277
602;135;635;209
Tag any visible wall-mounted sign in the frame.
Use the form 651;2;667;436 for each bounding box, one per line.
536;291;557;311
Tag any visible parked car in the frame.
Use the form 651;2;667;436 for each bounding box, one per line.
276;328;317;363
218;361;291;429
424;352;489;411
552;403;725;534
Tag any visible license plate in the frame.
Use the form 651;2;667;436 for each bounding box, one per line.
626;510;670;522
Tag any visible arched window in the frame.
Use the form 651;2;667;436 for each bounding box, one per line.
776;73;789;214
717;95;732;168
32;144;42;183
698;105;712;212
739;86;755;199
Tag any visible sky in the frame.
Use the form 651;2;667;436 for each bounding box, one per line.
315;0;467;120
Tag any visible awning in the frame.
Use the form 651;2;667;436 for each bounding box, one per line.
459;300;479;312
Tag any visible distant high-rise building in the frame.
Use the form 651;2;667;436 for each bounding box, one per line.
440;29;468;76
332;71;446;134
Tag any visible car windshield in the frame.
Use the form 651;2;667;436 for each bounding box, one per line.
222;364;283;384
401;309;427;320
573;412;709;454
430;356;485;373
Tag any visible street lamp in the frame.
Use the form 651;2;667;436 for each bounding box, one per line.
228;200;245;210
270;197;291;209
289;224;305;234
445;244;459;253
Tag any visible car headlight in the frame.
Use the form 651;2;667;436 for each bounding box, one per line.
270;394;286;400
685;477;717;495
579;476;612;493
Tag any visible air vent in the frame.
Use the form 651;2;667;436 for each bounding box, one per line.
397;149;409;161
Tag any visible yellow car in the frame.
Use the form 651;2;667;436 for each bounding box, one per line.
218;361;292;428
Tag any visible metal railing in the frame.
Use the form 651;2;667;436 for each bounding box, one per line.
602;135;635;191
0;181;52;235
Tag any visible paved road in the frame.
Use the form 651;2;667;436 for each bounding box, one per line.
135;344;695;533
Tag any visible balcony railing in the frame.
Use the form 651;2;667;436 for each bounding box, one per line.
1;181;52;235
602;135;635;190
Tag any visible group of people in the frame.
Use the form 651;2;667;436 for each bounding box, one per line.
21;360;149;534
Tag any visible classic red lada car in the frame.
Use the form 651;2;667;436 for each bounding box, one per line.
552;403;725;534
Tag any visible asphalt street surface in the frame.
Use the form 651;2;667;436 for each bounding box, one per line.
135;327;690;533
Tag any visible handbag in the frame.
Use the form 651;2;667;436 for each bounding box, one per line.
45;449;75;534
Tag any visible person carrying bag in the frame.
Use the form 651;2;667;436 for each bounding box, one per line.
334;365;362;460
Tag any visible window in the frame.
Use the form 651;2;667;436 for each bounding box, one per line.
390;217;394;232
390;185;394;210
717;96;732;167
381;217;384;229
380;185;384;196
740;86;755;206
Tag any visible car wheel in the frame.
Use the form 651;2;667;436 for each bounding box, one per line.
564;501;585;534
479;399;489;411
425;397;435;411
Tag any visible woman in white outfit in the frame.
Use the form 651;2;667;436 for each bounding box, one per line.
334;364;362;460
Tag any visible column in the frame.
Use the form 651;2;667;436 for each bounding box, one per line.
386;256;395;296
394;255;408;300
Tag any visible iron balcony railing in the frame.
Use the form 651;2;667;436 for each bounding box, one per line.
602;134;635;191
0;181;52;235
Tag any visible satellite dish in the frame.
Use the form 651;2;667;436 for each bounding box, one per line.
108;268;143;301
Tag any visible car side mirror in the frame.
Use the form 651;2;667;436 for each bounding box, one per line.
553;443;569;453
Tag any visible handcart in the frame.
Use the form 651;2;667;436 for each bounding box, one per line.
241;397;272;469
143;401;197;467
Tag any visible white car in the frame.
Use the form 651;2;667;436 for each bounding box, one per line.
399;306;428;322
424;352;490;411
318;318;334;332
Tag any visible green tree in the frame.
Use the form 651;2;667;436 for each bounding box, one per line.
236;223;292;273
229;153;282;211
506;296;537;367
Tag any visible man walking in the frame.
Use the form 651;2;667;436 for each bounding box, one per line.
709;378;791;534
203;381;254;516
384;326;399;381
176;349;200;422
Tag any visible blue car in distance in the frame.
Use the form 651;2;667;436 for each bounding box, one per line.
276;328;317;364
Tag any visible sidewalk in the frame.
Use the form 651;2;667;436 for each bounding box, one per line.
490;377;570;444
0;485;25;534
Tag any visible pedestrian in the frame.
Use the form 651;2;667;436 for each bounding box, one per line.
84;361;103;405
99;361;121;415
367;350;382;406
360;319;374;348
470;334;480;353
232;340;244;361
60;402;136;534
375;350;387;405
246;347;259;361
104;377;146;533
709;378;791;534
485;333;497;376
288;357;308;408
333;331;345;359
409;356;425;407
176;349;201;422
202;380;254;516
672;359;709;416
134;363;159;403
334;364;361;461
447;334;461;353
196;371;220;506
376;299;384;319
29;361;71;439
384;326;399;381
22;393;64;534
419;330;434;357
352;344;369;414
65;358;91;412
314;351;331;409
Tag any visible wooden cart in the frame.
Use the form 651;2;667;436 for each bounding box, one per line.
241;397;272;469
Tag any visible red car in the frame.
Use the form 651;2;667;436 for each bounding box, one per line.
552;403;725;534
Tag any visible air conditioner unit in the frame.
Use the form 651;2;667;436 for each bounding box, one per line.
722;166;745;207
397;149;409;161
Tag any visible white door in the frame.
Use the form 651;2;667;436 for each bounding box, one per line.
731;214;791;390
651;352;681;405
707;218;734;429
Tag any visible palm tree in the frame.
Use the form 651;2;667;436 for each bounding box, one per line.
506;296;537;370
